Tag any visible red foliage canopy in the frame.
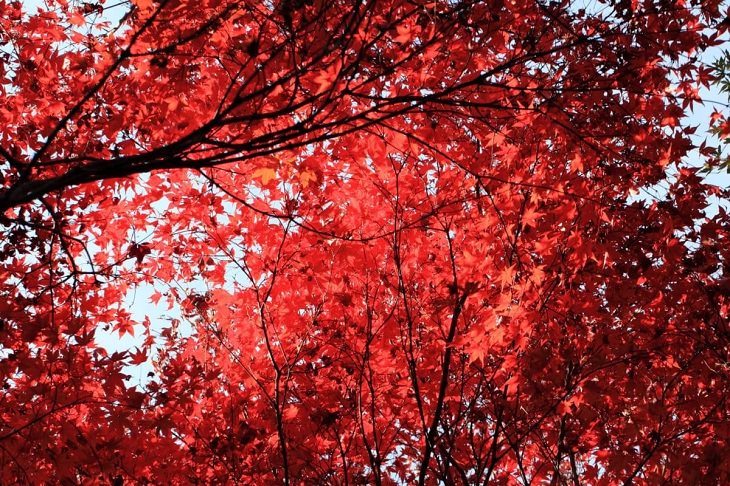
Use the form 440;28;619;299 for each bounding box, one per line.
1;0;730;483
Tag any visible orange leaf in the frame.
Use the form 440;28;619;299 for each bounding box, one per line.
253;167;277;185
299;170;317;188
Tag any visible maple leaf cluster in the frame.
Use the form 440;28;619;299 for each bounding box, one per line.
1;0;730;483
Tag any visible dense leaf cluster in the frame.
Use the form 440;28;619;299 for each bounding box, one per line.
1;0;730;483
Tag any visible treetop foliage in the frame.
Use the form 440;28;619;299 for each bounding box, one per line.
1;0;730;483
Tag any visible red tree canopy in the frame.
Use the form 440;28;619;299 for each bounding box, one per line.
1;0;730;483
